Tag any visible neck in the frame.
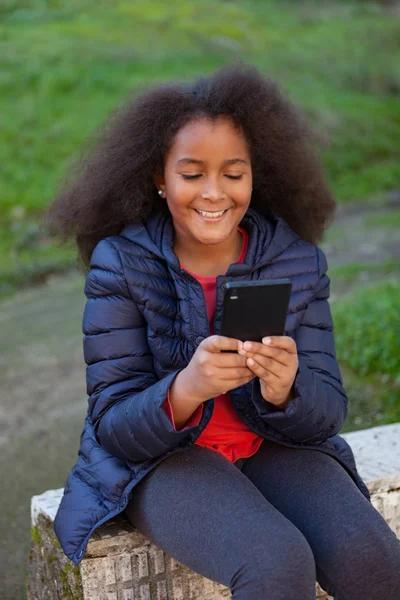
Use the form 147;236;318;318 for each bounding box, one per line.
175;229;243;277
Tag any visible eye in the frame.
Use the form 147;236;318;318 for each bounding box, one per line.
226;175;243;180
182;174;201;180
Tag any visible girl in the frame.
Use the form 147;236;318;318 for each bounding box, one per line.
46;64;400;599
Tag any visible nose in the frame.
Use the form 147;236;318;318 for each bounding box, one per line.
201;179;225;202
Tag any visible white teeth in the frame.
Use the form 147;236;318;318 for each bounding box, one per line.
196;209;226;218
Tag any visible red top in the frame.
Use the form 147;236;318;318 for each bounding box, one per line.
162;227;264;463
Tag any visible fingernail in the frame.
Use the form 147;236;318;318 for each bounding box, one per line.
244;341;252;351
248;358;254;366
263;337;271;345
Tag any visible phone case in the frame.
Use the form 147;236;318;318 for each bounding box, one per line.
220;279;292;342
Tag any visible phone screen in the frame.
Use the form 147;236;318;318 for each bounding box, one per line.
220;279;292;343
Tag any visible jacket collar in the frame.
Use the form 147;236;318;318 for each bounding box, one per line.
119;206;299;274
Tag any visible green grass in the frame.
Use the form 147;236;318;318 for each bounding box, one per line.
1;0;400;294
364;209;400;229
330;259;400;284
332;278;400;421
333;278;400;379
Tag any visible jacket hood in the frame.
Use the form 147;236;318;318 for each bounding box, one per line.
119;206;300;274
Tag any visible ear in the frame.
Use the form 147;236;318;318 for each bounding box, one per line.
154;171;166;197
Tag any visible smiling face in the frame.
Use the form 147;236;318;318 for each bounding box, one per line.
155;115;253;257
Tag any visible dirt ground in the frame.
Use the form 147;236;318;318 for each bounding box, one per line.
1;196;399;599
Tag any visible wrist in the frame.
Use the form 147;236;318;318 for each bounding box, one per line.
274;388;294;411
173;368;205;407
260;381;294;411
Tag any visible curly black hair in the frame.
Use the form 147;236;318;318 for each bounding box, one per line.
43;62;336;267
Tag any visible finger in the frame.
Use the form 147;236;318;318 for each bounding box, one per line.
213;352;248;368
218;367;254;381
238;342;290;367
246;357;281;381
201;335;242;353
246;354;283;378
261;336;297;353
236;374;256;388
221;372;256;394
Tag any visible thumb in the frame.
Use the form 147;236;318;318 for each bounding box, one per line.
201;335;241;353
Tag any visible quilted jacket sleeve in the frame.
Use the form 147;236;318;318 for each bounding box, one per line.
83;238;204;463
163;391;204;431
251;247;348;444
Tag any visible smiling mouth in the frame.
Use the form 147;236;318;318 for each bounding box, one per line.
194;208;229;219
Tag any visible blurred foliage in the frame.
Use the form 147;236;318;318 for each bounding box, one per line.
364;208;400;228
1;0;399;293
332;279;400;421
0;206;78;297
330;258;400;284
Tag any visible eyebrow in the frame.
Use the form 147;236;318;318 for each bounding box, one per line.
176;158;249;166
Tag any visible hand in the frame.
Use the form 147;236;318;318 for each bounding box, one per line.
180;335;255;404
238;336;298;409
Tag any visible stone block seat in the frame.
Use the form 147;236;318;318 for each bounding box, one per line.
27;423;400;600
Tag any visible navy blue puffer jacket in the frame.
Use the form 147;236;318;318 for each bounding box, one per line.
54;207;370;565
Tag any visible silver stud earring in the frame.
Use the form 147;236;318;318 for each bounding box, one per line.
158;190;163;196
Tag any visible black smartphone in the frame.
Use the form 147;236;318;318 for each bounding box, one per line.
220;279;292;343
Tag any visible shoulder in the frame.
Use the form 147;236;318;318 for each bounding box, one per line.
289;239;327;275
85;238;129;299
89;230;155;272
269;235;329;305
285;240;330;302
315;246;328;277
85;232;148;297
276;234;326;279
89;237;124;273
87;231;172;302
270;211;329;277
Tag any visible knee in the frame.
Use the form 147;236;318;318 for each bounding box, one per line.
276;532;316;594
355;528;400;593
231;530;316;599
330;522;400;596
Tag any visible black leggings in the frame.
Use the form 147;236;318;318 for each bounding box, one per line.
125;440;400;599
